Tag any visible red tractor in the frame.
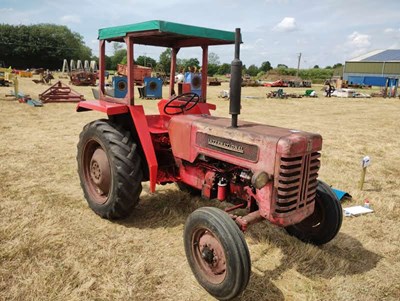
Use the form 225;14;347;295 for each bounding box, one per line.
76;20;342;300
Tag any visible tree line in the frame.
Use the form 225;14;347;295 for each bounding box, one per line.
106;46;275;77
0;23;342;82
107;46;341;82
0;24;92;69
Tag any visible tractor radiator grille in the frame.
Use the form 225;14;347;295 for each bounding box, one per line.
275;152;320;214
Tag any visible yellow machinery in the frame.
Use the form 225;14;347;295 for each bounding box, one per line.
0;66;13;86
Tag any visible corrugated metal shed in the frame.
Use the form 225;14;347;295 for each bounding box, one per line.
349;49;400;62
362;49;400;62
344;49;400;86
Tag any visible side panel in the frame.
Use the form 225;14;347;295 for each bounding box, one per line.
168;115;193;159
129;105;158;192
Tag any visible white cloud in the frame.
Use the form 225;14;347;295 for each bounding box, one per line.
254;38;264;45
388;42;400;49
347;31;371;48
384;28;395;33
265;0;289;4
0;8;14;13
272;17;298;32
383;27;400;40
60;15;81;24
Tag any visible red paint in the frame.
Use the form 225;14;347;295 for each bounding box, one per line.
40;81;85;103
76;100;128;115
128;105;158;192
77;22;324;232
217;179;227;201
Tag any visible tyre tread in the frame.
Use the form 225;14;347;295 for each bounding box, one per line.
77;119;143;219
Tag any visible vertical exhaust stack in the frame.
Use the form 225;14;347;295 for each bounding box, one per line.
229;28;242;128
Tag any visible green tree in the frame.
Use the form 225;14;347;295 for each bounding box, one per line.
135;55;157;68
111;49;127;70
247;64;259;77
277;64;288;69
313;65;320;69
208;52;220;65
207;64;219;76
104;55;112;70
184;58;200;71
159;48;172;74
333;63;343;69
217;63;231;75
176;58;201;72
0;23;93;69
242;64;247;76
176;58;186;72
260;61;272;72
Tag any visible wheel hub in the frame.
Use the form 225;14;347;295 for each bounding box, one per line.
197;232;226;276
89;148;111;195
201;245;214;264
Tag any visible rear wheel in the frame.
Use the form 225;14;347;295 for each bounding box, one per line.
77;119;143;219
184;207;251;300
285;180;343;245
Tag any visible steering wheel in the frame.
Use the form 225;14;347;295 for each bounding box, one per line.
163;92;200;115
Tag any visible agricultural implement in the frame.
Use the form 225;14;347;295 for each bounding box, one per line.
70;70;97;86
40;81;85;103
76;20;342;300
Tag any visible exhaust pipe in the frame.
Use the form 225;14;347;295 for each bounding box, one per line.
229;28;242;128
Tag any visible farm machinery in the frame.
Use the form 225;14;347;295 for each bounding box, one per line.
76;20;342;300
0;61;13;86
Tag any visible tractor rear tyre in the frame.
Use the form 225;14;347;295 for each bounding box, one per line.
77;119;143;219
285;180;343;245
184;207;251;300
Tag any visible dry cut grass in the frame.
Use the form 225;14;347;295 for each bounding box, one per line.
1;77;400;301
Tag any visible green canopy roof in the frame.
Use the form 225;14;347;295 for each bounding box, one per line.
98;20;240;47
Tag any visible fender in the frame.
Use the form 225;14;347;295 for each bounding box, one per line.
76;99;129;115
76;100;158;192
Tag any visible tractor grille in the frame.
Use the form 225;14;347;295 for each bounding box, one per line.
275;152;320;214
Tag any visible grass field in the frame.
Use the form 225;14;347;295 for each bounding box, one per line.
1;77;400;301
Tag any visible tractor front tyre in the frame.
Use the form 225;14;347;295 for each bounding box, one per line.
285;180;343;245
77;119;143;219
184;207;251;300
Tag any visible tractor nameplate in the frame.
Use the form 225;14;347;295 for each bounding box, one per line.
196;133;259;162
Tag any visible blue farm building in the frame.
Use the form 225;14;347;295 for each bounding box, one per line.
343;49;400;87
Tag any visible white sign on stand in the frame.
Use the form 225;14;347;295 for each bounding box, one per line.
361;156;371;168
359;155;371;190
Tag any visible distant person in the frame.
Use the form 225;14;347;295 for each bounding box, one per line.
175;68;184;83
325;81;334;97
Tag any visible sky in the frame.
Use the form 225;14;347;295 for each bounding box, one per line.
1;0;400;69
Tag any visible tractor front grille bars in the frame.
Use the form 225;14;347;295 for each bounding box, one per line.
274;152;320;214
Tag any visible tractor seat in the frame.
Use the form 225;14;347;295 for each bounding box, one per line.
146;114;171;134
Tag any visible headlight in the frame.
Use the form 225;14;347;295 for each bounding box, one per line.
251;171;271;189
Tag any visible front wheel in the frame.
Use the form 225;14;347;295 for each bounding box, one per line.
184;207;251;300
285;180;343;245
77;119;143;219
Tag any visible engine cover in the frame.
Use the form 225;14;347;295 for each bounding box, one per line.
168;114;322;175
169;114;323;226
